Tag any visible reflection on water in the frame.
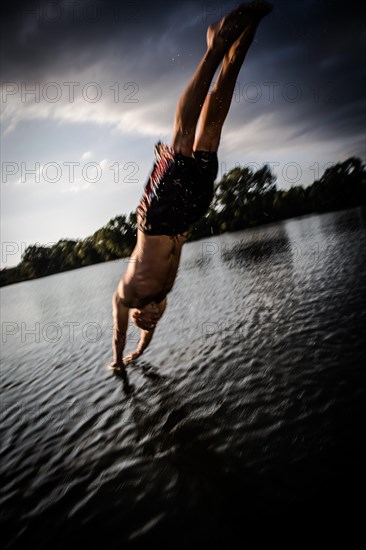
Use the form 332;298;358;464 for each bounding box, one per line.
1;207;366;547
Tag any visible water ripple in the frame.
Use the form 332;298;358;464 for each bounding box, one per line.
1;208;366;547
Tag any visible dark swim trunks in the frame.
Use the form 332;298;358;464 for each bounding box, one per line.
136;142;218;236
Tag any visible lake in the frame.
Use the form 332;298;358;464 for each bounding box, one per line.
1;207;366;547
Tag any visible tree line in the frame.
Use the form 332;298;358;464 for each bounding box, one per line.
1;156;365;287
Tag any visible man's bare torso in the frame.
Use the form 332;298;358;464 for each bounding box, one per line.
118;228;187;308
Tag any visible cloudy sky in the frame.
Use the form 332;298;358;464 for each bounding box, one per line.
1;0;365;267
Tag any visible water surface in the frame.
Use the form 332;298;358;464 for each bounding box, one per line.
1;207;366;547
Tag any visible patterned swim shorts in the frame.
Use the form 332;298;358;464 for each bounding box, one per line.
136;142;218;236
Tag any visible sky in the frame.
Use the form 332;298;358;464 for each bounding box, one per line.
1;0;365;267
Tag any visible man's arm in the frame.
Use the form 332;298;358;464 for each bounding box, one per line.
123;297;167;365
111;290;129;367
123;328;155;365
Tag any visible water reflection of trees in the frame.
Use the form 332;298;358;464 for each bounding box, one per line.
221;233;293;267
220;225;297;343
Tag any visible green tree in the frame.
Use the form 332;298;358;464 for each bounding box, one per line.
308;157;366;212
20;245;53;279
74;238;102;266
92;214;135;260
273;186;308;219
214;164;277;230
49;240;80;272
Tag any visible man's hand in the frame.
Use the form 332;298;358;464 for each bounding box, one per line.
108;360;124;370
123;350;141;365
124;326;156;366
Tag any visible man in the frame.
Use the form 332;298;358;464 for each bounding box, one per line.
111;1;273;368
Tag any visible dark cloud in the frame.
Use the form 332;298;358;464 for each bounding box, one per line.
1;1;203;80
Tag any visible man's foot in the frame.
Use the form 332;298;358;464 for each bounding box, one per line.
251;1;273;17
207;1;273;52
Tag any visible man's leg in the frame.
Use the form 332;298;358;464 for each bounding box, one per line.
193;19;262;153
170;48;224;157
193;2;273;152
171;3;263;157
